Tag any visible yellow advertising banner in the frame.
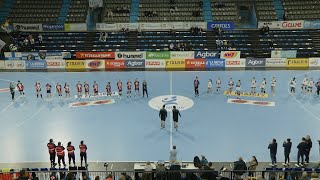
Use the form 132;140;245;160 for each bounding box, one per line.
286;58;309;68
165;59;185;69
65;60;86;69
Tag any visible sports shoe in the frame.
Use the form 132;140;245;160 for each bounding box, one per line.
269;163;274;166
282;163;287;166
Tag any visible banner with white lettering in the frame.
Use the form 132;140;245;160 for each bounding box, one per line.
13;23;43;32
258;21;304;29
115;52;146;60
89;0;103;7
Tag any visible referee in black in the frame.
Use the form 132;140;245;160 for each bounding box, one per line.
172;106;181;131
9;81;15;101
142;80;148;97
159;105;167;129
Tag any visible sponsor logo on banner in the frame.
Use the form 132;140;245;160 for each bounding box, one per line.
64;23;87;31
125;60;145;68
258;21;304;29
224;91;268;98
271;50;297;58
117;23;139;30
140;23;162;30
304;20;320;29
22;52;46;60
96;23;118;31
183;22;207;30
42;24;64;31
170;51;194;59
76;52;114;59
185;59;205;69
4;60;26;69
75;92;119;99
245;58;266;67
13;23;43;31
194;51;219;58
46;60;65;69
207;22;234;30
89;0;103;7
25;60;47;69
165;59;185;69
146;51;170;59
220;51;241;59
85;60;105;69
105;60;125;69
225;59;245;68
266;58;287;67
227;98;275;107
65;60;85;69
161;22;184;30
145;60;166;68
69;99;115;108
4;52;22;60
0;60;5;69
287;58;309;68
148;95;194;111
309;58;320;67
206;58;225;69
115;52;146;59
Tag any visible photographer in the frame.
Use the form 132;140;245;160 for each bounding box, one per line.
233;157;247;180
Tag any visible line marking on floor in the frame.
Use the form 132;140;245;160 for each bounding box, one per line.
169;71;173;150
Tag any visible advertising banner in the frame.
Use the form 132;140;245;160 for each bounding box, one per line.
161;22;184;30
146;51;170;59
85;59;105;69
245;58;266;67
65;60;85;69
4;60;26;69
44;51;71;60
309;58;320;67
125;60;145;68
115;52;146;60
105;60;125;69
76;52;115;59
185;59;205;69
96;23;118;31
194;51;219;58
205;58;225;69
165;59;185;69
46;60;65;69
0;60;5;69
183;22;207;30
13;23;43;31
304;20;320;29
225;59;245;68
170;51;194;59
4;52;22;60
117;23;139;30
258;21;304;29
286;58;309;68
65;23;87;31
22;52;46;60
220;51;241;59
145;59;166;68
207;22;234;30
42;24;64;31
89;0;103;7
265;58;287;67
271;50;297;58
25;60;47;69
139;23;162;30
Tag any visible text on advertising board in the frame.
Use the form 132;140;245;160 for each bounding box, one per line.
146;51;170;59
165;59;185;68
286;58;309;67
205;59;225;68
145;60;165;68
194;51;219;58
25;60;47;69
245;58;266;67
86;60;105;69
66;60;85;69
185;59;205;68
116;52;145;59
220;51;240;59
76;52;114;59
125;60;145;68
105;60;125;69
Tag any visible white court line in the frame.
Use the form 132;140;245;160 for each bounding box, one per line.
288;71;320;121
169;72;173;150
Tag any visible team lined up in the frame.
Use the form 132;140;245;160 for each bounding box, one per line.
9;79;149;101
47;139;88;168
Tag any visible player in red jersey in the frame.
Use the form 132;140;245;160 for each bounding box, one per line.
79;140;88;167
35;81;43;99
46;83;52;99
76;81;82;99
106;82;111;96
17;80;25;97
117;80;122;99
93;81;98;98
134;78;140;97
127;80;132;97
67;142;76;167
64;83;70;98
56;83;62;98
47;139;57;168
84;82;89;98
56;142;66;168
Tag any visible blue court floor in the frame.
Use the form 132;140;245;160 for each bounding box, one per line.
0;71;320;163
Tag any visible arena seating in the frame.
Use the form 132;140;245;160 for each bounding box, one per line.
103;0;131;23
66;0;88;23
138;0;203;22
7;0;62;23
283;0;320;20
211;0;238;22
255;0;277;21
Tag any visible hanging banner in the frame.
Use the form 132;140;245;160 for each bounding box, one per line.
22;52;46;60
96;23;118;31
115;52;146;60
42;24;64;31
105;60;126;69
46;60;66;69
271;50;297;58
183;22;207;30
207;22;234;30
117;23;139;30
4;52;22;60
89;0;103;7
304;20;320;29
161;22;184;30
165;59;185;69
65;23;87;31
139;23;162;30
85;59;105;69
286;58;309;68
205;58;225;69
145;60;166;68
65;60;85;69
258;21;304;29
146;51;170;59
76;52;115;59
220;51;241;59
13;23;43;31
4;60;26;69
185;59;205;69
170;51;194;59
265;58;287;67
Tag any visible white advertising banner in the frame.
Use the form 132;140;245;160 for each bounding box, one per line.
266;58;287;67
66;23;87;31
220;51;241;59
4;60;26;69
225;59;245;68
258;20;304;29
115;52;146;60
139;23;162;30
0;60;5;69
89;0;103;7
309;58;320;67
161;22;184;30
183;22;207;30
96;23;118;31
170;51;194;59
117;23;139;30
145;59;166;68
46;60;65;69
13;23;43;32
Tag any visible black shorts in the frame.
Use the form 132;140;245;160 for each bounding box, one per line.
47;90;51;93
37;89;41;92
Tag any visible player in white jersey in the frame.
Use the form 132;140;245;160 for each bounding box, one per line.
251;77;257;94
301;75;308;94
271;77;276;96
227;78;234;96
207;79;213;94
260;78;266;97
307;78;314;95
35;81;43;99
290;77;296;95
216;78;221;93
236;80;241;99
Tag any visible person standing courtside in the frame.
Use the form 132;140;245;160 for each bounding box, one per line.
79;140;88;167
47;139;57;168
56;142;66;168
172;106;181;131
67;142;76;167
282;138;292;166
142;80;148;98
194;77;200;97
268;139;277;166
159;105;167;129
296;137;306;167
9;81;15;101
305;135;312;164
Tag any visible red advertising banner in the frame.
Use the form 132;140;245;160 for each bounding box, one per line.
105;60;125;69
185;59;205;69
76;52;115;59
